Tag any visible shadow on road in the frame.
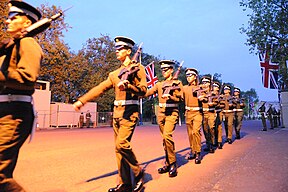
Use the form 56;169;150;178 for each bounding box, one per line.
85;147;192;184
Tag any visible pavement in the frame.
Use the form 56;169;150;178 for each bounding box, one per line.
14;120;288;192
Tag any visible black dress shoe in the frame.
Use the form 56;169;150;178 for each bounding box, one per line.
218;143;223;149
187;153;196;160
133;181;143;192
158;165;170;174
133;169;144;192
261;129;267;131
108;184;132;192
209;148;215;153
195;153;201;164
168;163;177;177
228;139;232;144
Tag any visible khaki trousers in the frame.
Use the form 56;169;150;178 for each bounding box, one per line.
223;112;234;140
215;111;223;143
0;102;34;192
260;112;267;129
157;111;178;165
185;110;202;153
113;114;141;185
202;112;216;147
234;111;244;133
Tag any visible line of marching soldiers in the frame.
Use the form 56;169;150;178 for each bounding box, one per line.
144;60;246;179
71;34;247;191
182;68;246;163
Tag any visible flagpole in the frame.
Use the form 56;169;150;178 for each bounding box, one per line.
146;61;154;68
139;50;143;125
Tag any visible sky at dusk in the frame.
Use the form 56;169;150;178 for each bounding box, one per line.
27;0;280;102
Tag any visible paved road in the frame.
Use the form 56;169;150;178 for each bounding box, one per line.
15;120;288;192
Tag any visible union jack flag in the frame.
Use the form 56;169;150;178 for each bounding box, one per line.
259;48;279;89
145;61;158;97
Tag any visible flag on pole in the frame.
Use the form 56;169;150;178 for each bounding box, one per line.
145;61;158;97
259;47;279;89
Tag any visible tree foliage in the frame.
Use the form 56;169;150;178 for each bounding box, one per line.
0;0;9;39
74;35;119;111
240;0;288;90
35;4;74;103
242;88;259;117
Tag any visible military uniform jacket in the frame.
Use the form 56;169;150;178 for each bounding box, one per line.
258;105;265;113
202;90;218;112
145;80;183;114
0;37;43;95
183;84;202;109
267;106;273;115
214;92;225;111
78;61;147;119
222;94;235;111
234;96;246;110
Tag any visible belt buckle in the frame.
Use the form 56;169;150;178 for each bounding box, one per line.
119;100;124;106
7;94;12;102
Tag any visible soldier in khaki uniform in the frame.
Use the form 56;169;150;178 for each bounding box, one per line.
272;107;279;128
233;87;245;139
79;112;84;128
73;36;146;192
200;76;217;153
266;104;274;129
222;85;235;144
212;81;225;149
144;60;183;177
258;102;267;131
0;1;43;191
183;68;203;164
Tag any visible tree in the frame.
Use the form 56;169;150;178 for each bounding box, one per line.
36;4;74;103
0;0;9;40
75;35;121;111
240;0;288;91
242;88;259;118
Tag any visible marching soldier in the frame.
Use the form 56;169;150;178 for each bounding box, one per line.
73;36;146;192
183;68;203;164
200;76;216;153
0;1;43;191
212;81;225;149
258;101;267;131
222;85;235;144
233;87;245;139
144;60;183;177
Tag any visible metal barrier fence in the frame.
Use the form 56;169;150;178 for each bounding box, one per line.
36;111;113;129
97;112;113;127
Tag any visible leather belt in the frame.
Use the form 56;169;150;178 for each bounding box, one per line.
0;94;32;103
185;106;202;111
233;109;243;112
203;107;215;112
223;110;234;113
114;100;139;106
159;103;178;108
